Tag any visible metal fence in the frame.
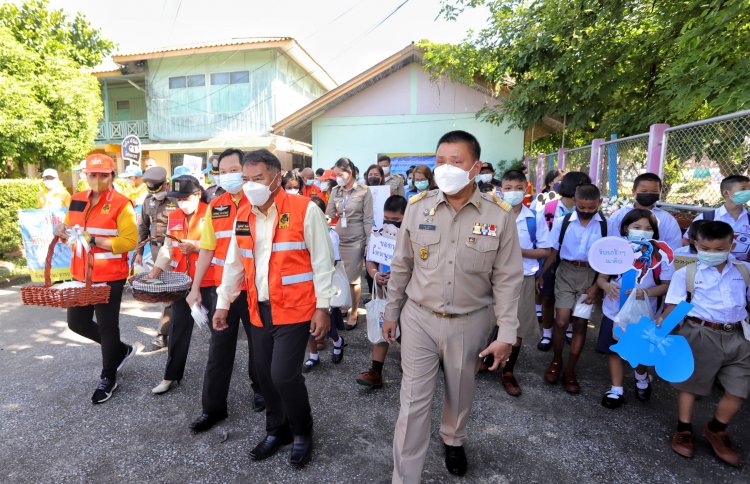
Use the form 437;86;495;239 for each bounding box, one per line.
533;109;750;212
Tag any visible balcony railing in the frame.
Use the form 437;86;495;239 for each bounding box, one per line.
96;120;149;141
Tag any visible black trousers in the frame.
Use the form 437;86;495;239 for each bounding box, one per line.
66;280;127;380
251;302;312;436
202;290;261;415
164;286;215;381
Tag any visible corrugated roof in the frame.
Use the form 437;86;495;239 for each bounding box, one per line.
113;37;291;58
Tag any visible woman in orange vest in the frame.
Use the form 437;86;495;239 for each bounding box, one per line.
148;175;213;394
53;154;138;404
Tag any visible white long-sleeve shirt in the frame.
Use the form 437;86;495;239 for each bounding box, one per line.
216;200;335;310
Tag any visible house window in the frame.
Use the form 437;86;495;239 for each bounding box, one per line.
209;70;250;113
116;100;130;110
168;75;207;115
169;153;208;177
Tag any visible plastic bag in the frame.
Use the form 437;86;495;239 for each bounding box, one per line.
331;261;351;311
613;288;653;340
572;294;593;320
366;286;398;344
191;303;209;331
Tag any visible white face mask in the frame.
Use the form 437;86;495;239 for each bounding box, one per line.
44;179;60;190
320;181;330;192
219;172;244;194
304;179;314;186
476;174;493;184
382;166;391;176
242;173;278;206
336;175;349;187
434;162;476;195
178;198;199;215
286;188;299;195
502;190;525;206
627;229;654;241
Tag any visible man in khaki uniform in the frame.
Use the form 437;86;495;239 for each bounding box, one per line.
379;155;406;197
383;130;523;483
135;166;178;352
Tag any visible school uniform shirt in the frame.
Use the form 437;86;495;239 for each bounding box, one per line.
602;258;674;320
607;205;682;250
515;206;551;275
673;245;696;256
549;211;606;261
665;259;750;323
688;205;750;260
216;200;336;310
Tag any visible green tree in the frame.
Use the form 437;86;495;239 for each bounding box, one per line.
0;1;110;176
421;0;750;140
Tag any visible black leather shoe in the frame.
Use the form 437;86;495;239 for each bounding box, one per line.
252;393;266;412
331;337;346;364
250;431;293;461
190;412;228;433
444;444;467;476
289;435;313;468
635;380;652;401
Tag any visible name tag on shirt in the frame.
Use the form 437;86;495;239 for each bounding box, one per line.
168;218;185;232
69;200;87;212
212;205;231;219
418;224;436;231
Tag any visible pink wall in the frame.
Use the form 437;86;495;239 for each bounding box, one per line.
323;63;499;118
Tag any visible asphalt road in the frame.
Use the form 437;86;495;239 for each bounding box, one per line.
0;285;748;483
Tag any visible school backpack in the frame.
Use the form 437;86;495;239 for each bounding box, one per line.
685;260;750;302
526;210;537;249
557;211;608;248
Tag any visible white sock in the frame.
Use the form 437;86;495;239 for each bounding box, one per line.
635;370;649;389
308;353;319;361
609;386;624;396
333;337;343;355
536;304;542;315
542;328;552;339
566;323;573;333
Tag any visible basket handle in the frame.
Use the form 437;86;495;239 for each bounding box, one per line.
130;237;152;277
165;233;192;275
44;236;59;288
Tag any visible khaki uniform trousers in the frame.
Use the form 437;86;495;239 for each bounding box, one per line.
392;299;495;484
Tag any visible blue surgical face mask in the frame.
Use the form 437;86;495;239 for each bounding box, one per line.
219;172;244;195
627;229;654;241
731;189;750;205
697;250;729;267
502;190;525;207
414;180;429;191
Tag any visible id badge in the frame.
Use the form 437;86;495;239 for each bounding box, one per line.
341;216;347;228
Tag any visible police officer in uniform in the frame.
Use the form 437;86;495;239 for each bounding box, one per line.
204;155;226;202
383;131;523;483
136;166;177;352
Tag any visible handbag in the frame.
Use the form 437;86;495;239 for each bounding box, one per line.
613;288;654;340
366;285;398;344
331;261;351;311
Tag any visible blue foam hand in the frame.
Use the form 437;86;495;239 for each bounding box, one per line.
610;301;695;383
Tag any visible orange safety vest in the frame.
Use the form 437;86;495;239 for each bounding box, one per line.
235;190;317;327
67;189;132;283
167;201;214;287
301;184;322;199
208;191;246;287
523;180;533;207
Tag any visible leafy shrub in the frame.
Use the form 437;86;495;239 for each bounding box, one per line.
0;178;43;255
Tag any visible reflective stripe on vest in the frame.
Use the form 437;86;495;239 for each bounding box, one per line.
240;248;254;259
93;252;123;260
215;230;233;239
87;227;119;236
281;272;314;285
272;241;306;252
211;257;225;267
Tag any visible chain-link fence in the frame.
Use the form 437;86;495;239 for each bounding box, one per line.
600;134;650;199
564;146;591;174
661;111;750;206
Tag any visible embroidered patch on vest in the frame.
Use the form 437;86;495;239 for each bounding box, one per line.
279;213;290;229
101;204;111;215
235;221;251;236
69;200;87;212
168;218;185;232
212;205;231;219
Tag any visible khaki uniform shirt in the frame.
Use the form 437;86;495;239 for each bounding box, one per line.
384;187;524;344
386;175;406;198
138;193;177;256
326;183;374;246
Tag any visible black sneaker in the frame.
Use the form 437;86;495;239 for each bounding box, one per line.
92;378;118;404
601;390;624;409
565;330;573;344
117;343;137;374
537;336;552;351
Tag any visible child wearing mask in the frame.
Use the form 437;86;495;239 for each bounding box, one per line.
596;209;672;408
356;195;407;389
538;183;606;394
661;221;750;467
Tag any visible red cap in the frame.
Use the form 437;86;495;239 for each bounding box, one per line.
318;169;336;181
85;154;116;174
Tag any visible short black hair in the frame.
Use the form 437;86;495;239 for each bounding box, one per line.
544;169;561;189
310;196;326;213
501;169;526;183
633;173;662;191
377;155;391;164
574;183;601;201
436;130;481;160
687;219;708;241
334;157;353;173
243;149;281;172
315;168;324;176
218;148;244;165
620;208;660;239
558;171;591;198
696;221;734;243
383;195;407;215
720;175;750;193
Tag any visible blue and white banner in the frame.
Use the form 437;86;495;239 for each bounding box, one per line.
18;208;72;283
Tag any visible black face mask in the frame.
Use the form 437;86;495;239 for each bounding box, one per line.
368;177;382;186
635;193;659;207
577;209;596;220
383;220;402;228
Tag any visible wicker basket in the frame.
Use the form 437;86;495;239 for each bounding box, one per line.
21;236;111;308
129;237;192;303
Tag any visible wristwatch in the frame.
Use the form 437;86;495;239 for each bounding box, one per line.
90;236;97;248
